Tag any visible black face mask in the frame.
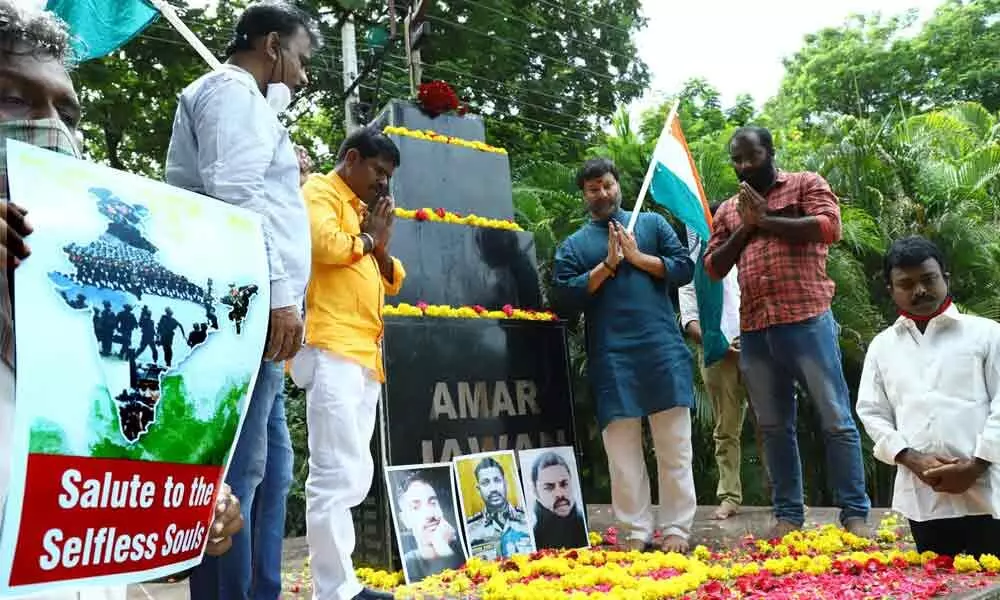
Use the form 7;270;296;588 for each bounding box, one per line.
736;161;777;194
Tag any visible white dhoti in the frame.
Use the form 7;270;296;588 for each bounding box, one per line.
601;406;696;542
292;346;382;600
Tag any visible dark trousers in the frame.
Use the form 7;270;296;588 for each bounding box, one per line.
909;515;1000;556
162;336;174;366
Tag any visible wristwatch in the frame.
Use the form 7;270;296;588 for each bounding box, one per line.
360;233;375;254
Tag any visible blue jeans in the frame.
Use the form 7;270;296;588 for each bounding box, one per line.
189;360;291;600
251;392;293;599
739;311;870;526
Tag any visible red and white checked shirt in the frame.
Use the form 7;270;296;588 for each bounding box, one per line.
705;171;841;333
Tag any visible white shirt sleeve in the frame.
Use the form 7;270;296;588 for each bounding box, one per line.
856;341;909;465
678;226;701;328
976;327;1000;464
188;78;293;309
677;282;698;329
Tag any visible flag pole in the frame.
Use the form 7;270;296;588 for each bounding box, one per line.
147;0;222;69
626;99;680;233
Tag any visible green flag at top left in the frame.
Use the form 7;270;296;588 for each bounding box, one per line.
45;0;159;62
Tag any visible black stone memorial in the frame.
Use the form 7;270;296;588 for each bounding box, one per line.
350;100;578;571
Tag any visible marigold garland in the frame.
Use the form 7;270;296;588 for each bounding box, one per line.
343;513;1000;600
383;302;557;321
383;125;508;155
394;206;522;231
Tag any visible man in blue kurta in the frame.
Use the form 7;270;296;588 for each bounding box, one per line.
553;158;697;553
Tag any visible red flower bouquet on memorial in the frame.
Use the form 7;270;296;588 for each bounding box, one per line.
416;80;467;117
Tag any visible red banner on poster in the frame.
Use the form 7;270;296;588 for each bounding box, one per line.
8;454;221;586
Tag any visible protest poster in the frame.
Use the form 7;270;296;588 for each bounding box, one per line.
0;140;269;595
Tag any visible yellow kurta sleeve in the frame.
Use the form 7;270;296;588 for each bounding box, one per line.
383;257;406;296
303;178;364;266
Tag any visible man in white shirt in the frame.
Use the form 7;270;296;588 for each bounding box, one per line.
678;203;752;521
0;2;244;597
857;235;1000;556
165;3;319;598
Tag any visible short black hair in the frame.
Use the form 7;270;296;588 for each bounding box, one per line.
729;126;775;157
474;457;504;481
0;0;72;65
336;127;401;167
530;451;571;484
576;158;619;190
883;235;947;285
225;1;320;58
709;201;723;218
396;471;432;500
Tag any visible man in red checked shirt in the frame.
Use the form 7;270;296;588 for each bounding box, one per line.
704;126;872;540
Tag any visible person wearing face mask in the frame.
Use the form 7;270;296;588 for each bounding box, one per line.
704;127;872;540
0;2;243;599
163;3;319;599
857;236;1000;558
551;158;697;554
287;126;404;600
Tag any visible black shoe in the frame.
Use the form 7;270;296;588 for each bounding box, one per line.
352;588;395;600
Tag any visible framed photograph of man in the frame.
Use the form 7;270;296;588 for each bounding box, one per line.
453;450;536;561
517;446;590;550
385;463;468;584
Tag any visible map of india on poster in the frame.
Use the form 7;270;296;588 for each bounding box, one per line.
0;140;270;595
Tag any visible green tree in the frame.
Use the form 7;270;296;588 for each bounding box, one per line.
772;0;1000;126
73;4;238;176
73;0;651;175
773;11;920;123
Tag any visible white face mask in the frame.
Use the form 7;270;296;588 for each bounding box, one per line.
266;82;292;114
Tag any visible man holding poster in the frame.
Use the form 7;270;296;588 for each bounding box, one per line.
0;2;243;598
165;3;320;598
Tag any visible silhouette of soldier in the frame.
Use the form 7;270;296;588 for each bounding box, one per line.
187;323;208;348
221;283;257;334
204;278;215;308
206;305;219;330
135;305;158;363
98;301;116;357
116;304;138;359
92;306;101;347
63;291;86;309
157;307;185;367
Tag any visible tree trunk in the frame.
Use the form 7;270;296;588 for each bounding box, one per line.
103;124;123;171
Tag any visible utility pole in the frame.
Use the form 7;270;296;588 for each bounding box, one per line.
341;16;361;133
404;0;429;95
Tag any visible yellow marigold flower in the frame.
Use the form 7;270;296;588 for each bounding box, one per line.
980;553;1000;573
382;125;508;154
954;554;982;573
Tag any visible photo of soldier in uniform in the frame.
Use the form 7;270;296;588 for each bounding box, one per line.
385;463;467;584
454;451;536;561
518;447;590;550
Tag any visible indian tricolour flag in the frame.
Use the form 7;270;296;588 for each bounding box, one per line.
47;0;221;67
46;0;159;62
627;100;729;367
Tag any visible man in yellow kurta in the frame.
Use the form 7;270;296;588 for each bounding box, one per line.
290;127;404;600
